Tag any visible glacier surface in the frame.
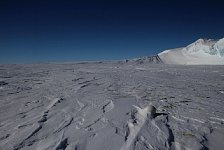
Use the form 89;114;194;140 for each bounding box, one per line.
0;62;224;150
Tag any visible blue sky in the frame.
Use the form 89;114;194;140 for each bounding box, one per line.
0;0;224;63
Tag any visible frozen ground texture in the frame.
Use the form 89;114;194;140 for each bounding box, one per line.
159;38;224;65
0;62;224;150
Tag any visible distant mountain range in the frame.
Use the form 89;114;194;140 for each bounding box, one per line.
158;38;224;65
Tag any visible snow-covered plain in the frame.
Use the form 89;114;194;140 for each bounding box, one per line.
159;38;224;65
0;62;224;150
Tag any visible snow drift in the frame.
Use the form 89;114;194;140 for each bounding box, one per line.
159;38;224;65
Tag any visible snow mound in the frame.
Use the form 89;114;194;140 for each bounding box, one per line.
159;38;224;65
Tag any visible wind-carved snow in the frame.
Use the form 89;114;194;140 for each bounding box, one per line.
121;106;151;150
102;100;114;113
121;105;172;150
47;97;64;109
0;63;224;150
159;37;224;65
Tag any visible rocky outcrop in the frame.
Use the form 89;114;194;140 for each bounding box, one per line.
126;55;163;64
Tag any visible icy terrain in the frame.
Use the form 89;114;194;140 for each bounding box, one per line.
0;62;224;150
159;38;224;65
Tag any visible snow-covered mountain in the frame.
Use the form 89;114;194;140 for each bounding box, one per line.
159;38;224;65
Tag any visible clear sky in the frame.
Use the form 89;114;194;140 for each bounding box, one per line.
0;0;224;63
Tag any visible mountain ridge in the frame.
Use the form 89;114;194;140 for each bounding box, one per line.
158;37;224;65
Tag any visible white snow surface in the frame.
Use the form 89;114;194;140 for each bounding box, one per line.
0;63;224;150
159;38;224;65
